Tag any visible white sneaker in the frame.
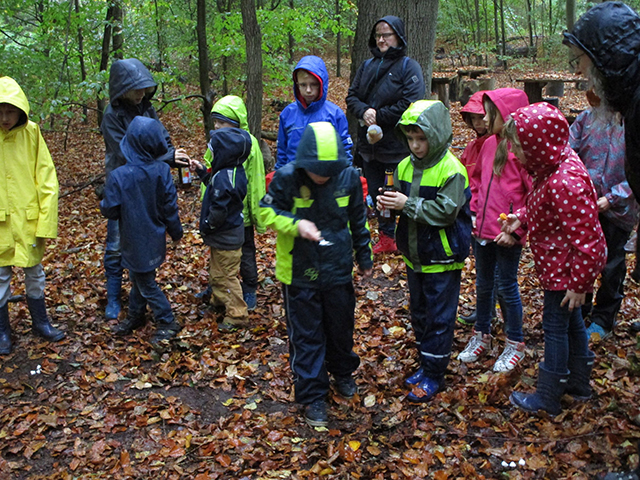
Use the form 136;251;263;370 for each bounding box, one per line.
493;339;526;372
458;331;492;363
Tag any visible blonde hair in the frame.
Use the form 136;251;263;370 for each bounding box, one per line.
494;118;521;175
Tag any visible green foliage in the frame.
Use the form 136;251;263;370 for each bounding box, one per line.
0;0;356;122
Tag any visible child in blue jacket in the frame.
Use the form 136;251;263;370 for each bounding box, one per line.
197;128;251;332
100;116;183;345
275;55;352;170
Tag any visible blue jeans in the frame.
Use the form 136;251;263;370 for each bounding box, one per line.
128;270;174;325
406;268;461;382
474;241;523;342
104;219;123;279
543;290;591;374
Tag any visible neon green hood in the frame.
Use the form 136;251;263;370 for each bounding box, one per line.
397;100;452;168
211;95;249;132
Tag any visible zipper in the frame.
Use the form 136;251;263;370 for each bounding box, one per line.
478;171;495;238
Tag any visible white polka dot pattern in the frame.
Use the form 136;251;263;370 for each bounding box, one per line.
512;103;607;293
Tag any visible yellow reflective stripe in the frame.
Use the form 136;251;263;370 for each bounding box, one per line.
439;229;453;256
312;123;338;161
403;256;465;273
336;196;349;207
293;198;314;214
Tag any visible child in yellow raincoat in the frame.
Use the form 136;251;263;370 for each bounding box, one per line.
0;76;64;355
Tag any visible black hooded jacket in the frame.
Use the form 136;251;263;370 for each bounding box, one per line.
564;2;640;199
101;58;176;176
199;128;250;250
346;15;425;163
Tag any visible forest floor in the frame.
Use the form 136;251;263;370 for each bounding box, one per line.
0;60;639;479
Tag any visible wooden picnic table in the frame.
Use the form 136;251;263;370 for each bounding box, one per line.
516;77;586;103
457;68;491;79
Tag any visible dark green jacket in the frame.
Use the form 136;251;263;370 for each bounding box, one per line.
394;100;472;272
260;122;372;288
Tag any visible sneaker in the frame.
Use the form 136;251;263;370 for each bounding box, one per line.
603;468;640;480
457;331;492;363
586;323;612;342
406;377;443;403
373;232;397;254
457;310;477;326
334;375;357;398
243;292;257;311
624;231;637;253
304;399;328;427
493;339;526;372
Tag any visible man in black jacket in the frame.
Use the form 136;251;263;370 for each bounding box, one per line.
347;15;425;254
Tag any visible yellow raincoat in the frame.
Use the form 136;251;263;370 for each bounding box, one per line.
0;77;58;268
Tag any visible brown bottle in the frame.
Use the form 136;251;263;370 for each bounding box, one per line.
380;169;395;219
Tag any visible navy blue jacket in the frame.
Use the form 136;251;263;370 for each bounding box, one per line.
101;58;176;176
100;117;183;273
346;16;425;163
199;128;250;250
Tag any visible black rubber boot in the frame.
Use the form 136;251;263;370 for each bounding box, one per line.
0;302;12;355
510;363;568;416
565;352;595;401
26;297;65;342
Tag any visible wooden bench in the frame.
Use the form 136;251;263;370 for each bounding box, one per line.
516;77;585;103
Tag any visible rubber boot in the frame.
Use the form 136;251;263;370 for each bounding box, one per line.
26;297;65;342
0;303;12;355
565;352;595;401
510;363;568;416
105;275;122;320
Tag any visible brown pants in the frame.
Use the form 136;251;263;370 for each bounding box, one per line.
209;247;247;324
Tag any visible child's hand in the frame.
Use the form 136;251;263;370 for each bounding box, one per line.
494;231;516;247
499;213;521;234
358;267;373;279
297;219;322;242
597;196;611;212
560;290;586;311
377;190;407;211
189;158;204;172
174;148;191;167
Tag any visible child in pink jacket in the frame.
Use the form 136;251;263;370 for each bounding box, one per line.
458;88;531;372
500;102;606;416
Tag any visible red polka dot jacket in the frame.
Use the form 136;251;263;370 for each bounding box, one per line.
512;102;607;293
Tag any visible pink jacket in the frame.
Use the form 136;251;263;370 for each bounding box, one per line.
513;102;606;293
471;88;531;243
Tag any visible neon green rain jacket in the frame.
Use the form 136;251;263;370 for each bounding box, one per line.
394;100;472;273
0;77;58;268
202;95;266;233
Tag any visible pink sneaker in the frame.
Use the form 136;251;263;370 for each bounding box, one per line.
493;339;526;372
373;232;397;254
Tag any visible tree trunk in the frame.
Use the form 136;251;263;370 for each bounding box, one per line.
349;0;435;137
111;1;124;59
288;0;295;64
525;0;533;47
75;0;88;121
196;0;215;137
97;4;114;127
241;0;263;140
336;0;341;78
566;0;575;31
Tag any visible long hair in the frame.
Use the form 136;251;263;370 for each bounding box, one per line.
495;118;521;175
483;97;499;135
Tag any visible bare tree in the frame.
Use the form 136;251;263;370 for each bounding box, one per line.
241;0;263;140
196;0;215;136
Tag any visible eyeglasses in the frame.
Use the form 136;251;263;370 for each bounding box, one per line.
569;52;585;70
375;32;395;41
